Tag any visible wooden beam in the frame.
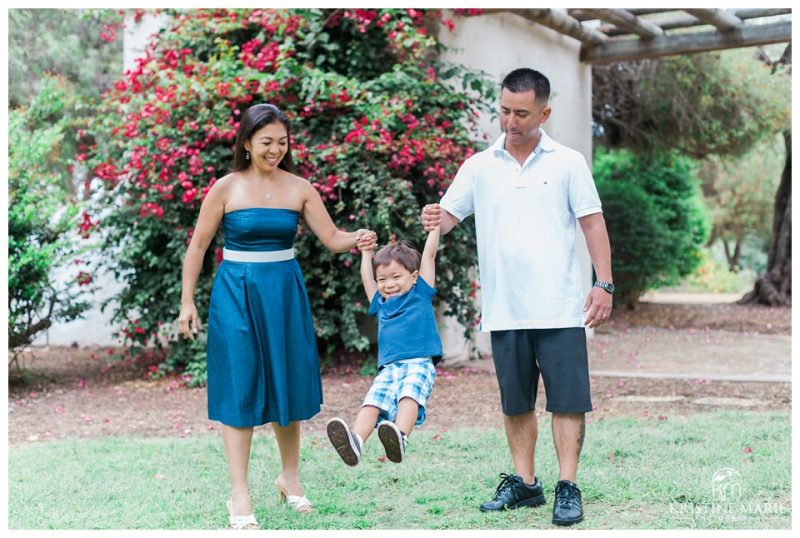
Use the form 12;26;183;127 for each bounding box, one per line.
601;13;700;36
683;9;744;32
581;20;791;64
624;9;681;17
595;9;791;37
488;8;607;46
734;9;792;19
579;8;664;39
576;8;680;19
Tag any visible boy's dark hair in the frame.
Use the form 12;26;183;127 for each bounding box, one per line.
501;68;550;102
372;240;421;274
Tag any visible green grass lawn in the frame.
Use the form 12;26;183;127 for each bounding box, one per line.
8;410;790;530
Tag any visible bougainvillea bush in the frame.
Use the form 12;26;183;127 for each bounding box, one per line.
84;8;494;383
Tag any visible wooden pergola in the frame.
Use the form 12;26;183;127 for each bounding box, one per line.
488;8;792;63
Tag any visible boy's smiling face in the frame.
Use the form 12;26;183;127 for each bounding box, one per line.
375;261;418;299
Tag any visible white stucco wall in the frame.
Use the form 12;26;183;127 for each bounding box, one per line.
436;10;595;363
123;12;171;71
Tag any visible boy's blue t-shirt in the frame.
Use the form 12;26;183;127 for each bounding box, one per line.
368;277;443;369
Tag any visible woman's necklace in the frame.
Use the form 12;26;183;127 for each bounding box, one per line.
265;192;272;200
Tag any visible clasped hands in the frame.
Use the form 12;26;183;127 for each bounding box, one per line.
355;229;377;252
355;203;442;253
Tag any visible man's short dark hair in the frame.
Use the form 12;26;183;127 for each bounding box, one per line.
372;240;421;275
501;68;550;102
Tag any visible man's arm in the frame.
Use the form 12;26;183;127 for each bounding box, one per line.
418;226;440;286
579;212;613;328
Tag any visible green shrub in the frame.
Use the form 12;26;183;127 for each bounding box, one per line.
8;77;90;352
594;148;710;308
84;8;494;382
678;250;754;294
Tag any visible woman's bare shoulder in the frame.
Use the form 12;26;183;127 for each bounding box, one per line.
213;172;239;187
284;171;316;193
200;173;242;210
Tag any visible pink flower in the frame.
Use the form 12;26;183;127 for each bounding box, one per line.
743;447;753;454
100;24;118;43
54;405;65;414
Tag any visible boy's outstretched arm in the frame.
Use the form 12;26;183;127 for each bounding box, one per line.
419;225;440;287
360;247;379;301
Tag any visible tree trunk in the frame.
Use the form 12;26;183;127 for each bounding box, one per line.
722;238;743;272
739;130;791;305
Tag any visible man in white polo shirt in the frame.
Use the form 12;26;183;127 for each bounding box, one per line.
421;68;613;526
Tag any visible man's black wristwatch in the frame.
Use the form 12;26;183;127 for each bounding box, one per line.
594;281;615;294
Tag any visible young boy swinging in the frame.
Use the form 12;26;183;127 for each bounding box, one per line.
326;225;442;465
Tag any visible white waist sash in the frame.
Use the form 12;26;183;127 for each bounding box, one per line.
222;247;295;262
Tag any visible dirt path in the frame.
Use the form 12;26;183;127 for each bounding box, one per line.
7;300;791;446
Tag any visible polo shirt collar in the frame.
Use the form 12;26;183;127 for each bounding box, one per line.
492;129;556;157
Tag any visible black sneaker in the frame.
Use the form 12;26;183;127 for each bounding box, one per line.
377;420;407;463
479;473;546;512
552;480;583;525
326;417;362;466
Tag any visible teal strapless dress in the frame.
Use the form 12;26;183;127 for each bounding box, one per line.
206;208;322;427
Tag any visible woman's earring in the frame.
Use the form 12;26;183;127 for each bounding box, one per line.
245;151;250;161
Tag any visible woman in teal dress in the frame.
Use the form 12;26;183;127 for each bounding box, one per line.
178;104;376;528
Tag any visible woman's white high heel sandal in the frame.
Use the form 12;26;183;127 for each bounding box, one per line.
226;498;260;529
275;480;313;513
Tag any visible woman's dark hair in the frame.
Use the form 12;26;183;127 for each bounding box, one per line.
501;68;550;102
232;103;295;173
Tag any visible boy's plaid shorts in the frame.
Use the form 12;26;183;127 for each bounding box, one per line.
362;357;437;427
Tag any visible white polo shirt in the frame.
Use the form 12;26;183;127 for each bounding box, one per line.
440;130;602;331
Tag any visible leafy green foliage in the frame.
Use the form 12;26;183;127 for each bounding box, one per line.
8;9;123;108
593;48;790;158
679;251;753;294
8;78;90;351
698;134;783;272
594;148;710;308
8;9;124;195
84;9;495;381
